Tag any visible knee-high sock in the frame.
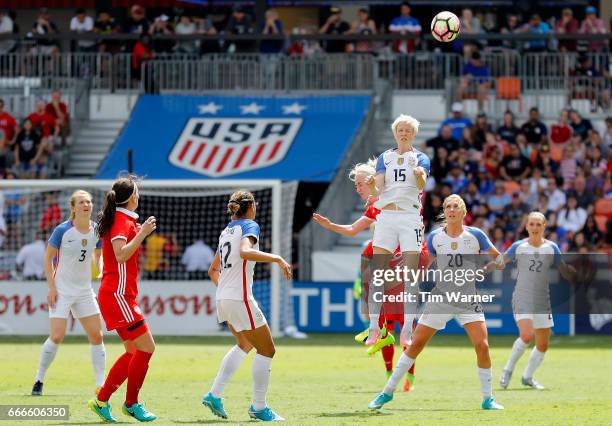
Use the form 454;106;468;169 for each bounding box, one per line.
523;348;545;379
97;352;133;402
125;350;153;407
383;353;415;395
478;367;493;400
35;338;59;382
381;343;394;372
252;354;272;411
210;345;248;398
90;343;106;388
503;338;528;372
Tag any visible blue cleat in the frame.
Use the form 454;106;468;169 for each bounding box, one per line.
202;392;228;419
87;399;118;423
482;396;504;410
368;392;393;410
248;405;284;421
122;402;157;421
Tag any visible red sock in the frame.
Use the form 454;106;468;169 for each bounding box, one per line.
125;350;153;407
97;352;133;402
381;341;394;372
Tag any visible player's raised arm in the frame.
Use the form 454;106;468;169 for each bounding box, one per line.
240;237;291;280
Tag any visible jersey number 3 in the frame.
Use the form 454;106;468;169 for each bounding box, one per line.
220;241;232;269
79;250;87;262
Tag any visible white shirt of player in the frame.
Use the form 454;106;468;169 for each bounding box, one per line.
504;239;561;294
16;240;46;279
216;219;260;301
181;240;215;272
374;147;431;211
48;220;101;296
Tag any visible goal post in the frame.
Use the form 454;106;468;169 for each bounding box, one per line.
0;179;297;337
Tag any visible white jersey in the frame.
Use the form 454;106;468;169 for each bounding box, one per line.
48;220;101;296
505;239;561;313
374;147;430;212
216;219;260;301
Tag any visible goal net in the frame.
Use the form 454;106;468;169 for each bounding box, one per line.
0;179;298;337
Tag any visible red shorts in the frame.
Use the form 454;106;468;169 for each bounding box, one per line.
98;290;146;337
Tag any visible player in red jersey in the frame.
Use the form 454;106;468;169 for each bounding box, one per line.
87;176;158;423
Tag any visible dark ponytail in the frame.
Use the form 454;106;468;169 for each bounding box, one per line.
97;176;137;238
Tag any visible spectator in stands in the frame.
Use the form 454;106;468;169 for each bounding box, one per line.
557;195;587;233
0;98;17;157
426;125;460;156
559;144;578;184
439;102;473;141
519;14;550;53
500;142;532;182
430;146;452;183
503;192;530;232
39;192;61;233
497;111;520;145
16;232;46;280
194;13;219;54
546;176;566;212
582;216;603;247
30;8;59;56
533;143;559;177
492;226;511;252
124;4;149;35
472;112;492;150
143;231;179;279
444;164;468;193
571;55;608;112
132;33;155;90
70;8;95;52
319;6;350;53
457;51;490;112
604;117;612;150
28;99;59;145
224;5;255;53
555;8;579;52
568;174;595;212
45;90;70;147
94;9;119;53
348;8;376;53
389;2;421;54
487;181;512;215
579;6;608;53
455;147;478;179
500;14;520;50
181;239;214;280
459;8;485;58
550;109;573;152
173;15;198;54
518;178;538;208
150;14;174;53
0;10;15;55
14;119;47;179
288;25;322;57
520;107;547;145
260;9;284;54
569;109;593;141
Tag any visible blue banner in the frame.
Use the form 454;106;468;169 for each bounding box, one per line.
96;95;371;181
291;282;571;335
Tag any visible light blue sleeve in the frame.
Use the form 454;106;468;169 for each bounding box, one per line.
551;241;562;267
375;152;386;175
504;240;523;262
48;222;71;249
467;227;493;252
417;151;431;175
426;231;437;257
241;220;261;243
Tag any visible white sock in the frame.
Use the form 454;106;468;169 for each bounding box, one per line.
383;353;415;395
90;344;106;388
523;348;545;379
401;313;416;339
369;315;380;332
478;367;493;400
252;354;273;411
504;338;528;372
35;338;59;382
210;345;248;398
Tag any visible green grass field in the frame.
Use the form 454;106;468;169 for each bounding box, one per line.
1;334;611;425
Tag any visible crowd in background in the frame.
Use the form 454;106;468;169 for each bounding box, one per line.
420;103;612;253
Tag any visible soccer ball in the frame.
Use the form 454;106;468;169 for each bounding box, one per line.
431;11;460;42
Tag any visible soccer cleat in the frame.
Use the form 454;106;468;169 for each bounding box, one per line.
521;377;545;390
248;405;284;421
88;399;118;423
202;392;228;419
122;402;157;422
499;369;512;389
365;329;381;346
399;325;413;347
366;331;395;356
368;392;393;410
404;372;415;392
482;396;504;410
31;381;43;396
354;327;370;344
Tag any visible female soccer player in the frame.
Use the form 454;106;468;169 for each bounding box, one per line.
499;212;576;390
202;190;292;422
368;194;505;411
32;190;105;396
88;176;158;423
365;114;430;346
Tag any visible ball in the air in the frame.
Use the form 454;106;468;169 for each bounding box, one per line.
431;11;461;42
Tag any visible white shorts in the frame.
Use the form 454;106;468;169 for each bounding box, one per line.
49;292;100;319
418;303;485;330
372;210;423;253
514;313;554;329
217;298;267;332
